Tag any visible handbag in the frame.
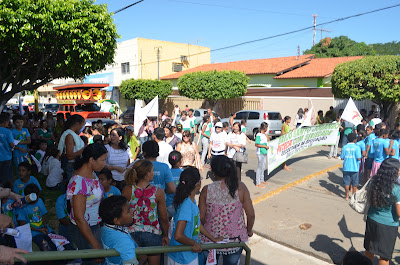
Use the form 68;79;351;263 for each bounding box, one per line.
349;177;371;215
233;150;248;163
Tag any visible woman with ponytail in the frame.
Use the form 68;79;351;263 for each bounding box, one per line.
122;160;169;265
199;156;255;265
66;143;107;265
58;114;86;179
169;167;221;265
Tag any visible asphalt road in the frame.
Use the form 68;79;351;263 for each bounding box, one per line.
197;139;400;265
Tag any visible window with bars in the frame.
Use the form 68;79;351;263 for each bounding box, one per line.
121;62;130;74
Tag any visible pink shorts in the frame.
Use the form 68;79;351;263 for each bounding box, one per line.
370;161;382;177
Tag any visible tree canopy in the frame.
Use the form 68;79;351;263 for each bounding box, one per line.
371;41;400;55
304;36;376;58
119;79;173;101
0;0;118;110
331;55;400;116
177;70;249;101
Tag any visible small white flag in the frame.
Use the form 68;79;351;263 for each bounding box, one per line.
341;98;362;126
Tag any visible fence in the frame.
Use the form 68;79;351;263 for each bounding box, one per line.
17;242;251;264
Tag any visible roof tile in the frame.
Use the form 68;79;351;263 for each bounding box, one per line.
161;55;315;80
274;56;363;79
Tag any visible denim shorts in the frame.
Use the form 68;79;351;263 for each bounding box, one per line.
131;231;162;247
343;171;359;186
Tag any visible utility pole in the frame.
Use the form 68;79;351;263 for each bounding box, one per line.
312;14;331;46
312;14;317;46
297;45;300;59
154;46;162;80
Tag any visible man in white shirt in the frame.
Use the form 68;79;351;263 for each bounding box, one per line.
153;127;173;168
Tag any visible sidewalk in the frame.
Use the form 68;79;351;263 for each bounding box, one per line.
239;234;331;265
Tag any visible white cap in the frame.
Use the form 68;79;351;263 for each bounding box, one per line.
215;122;223;128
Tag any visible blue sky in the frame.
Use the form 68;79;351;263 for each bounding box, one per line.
96;0;400;63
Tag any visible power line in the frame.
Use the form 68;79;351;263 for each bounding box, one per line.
109;3;400;69
113;0;144;14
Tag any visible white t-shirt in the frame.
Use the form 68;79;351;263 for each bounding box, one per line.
210;131;228;155
179;119;192;131
105;144;132;181
45;156;64;187
226;132;246;158
157;141;173;168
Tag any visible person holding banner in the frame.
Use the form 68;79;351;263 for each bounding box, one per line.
328;116;343;159
281;116;292;171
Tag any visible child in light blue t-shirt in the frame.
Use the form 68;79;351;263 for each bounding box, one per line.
167;151;183;218
168;168;220;265
98;168;121;198
13;162;42;196
11;115;31;167
341;133;362;201
100;195;139;265
389;130;400;160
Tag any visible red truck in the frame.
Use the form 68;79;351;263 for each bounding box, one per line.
54;84;112;119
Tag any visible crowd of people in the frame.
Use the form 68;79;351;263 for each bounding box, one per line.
0;107;255;265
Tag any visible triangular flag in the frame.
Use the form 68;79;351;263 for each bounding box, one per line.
341;98;362;126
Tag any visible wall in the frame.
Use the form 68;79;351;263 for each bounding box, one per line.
159;97;261;118
169;75;328;88
137;38;211;80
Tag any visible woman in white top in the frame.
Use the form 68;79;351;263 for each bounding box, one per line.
58;114;86;179
208;122;227;158
226;122;246;181
104;128;132;190
295;108;304;128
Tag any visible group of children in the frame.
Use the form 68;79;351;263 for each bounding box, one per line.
341;121;400;200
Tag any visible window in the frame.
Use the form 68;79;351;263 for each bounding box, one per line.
235;112;248;120
121;62;130;74
194;110;200;117
172;63;183;72
58;105;64;111
268;112;282;120
75;104;100;112
248;112;260;120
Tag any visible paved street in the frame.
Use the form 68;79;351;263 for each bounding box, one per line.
197;139;400;265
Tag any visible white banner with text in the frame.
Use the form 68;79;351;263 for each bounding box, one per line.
267;123;340;174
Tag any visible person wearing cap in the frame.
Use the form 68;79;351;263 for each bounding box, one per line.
125;126;140;161
207;121;228;159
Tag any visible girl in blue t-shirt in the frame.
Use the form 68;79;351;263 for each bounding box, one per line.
168;168;221;265
13;162;42;196
98;168;121;198
167;151;183;219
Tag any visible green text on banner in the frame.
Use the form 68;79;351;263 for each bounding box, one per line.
267;123;340;174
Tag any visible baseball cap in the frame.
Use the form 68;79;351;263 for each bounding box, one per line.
126;126;134;131
215;122;223;128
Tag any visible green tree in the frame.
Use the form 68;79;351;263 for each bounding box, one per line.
371;41;400;55
304;36;376;58
119;79;173;101
331;55;400;117
0;0;118;110
177;70;249;104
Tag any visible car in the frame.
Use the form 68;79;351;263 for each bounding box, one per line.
44;103;60;114
193;109;219;132
119;107;135;125
57;103;111;119
85;118;117;129
220;110;283;139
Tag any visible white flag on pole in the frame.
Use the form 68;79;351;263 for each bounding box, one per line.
133;96;159;136
341;98;362;126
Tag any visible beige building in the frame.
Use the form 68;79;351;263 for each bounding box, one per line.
38;38;211;109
